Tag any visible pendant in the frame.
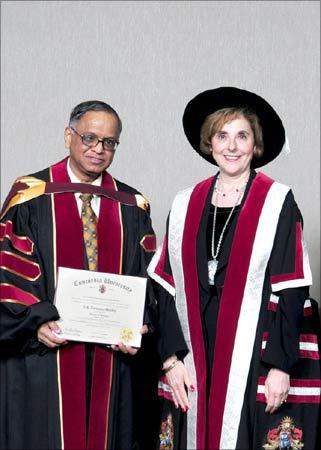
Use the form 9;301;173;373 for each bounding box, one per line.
208;258;218;285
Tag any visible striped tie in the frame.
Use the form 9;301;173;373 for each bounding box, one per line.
80;193;98;271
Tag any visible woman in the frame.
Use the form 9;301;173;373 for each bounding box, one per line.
148;87;321;450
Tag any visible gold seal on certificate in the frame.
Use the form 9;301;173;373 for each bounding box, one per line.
54;267;147;348
119;328;134;343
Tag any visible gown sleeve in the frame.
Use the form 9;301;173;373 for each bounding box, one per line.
153;281;188;363
261;190;312;373
0;199;59;355
148;215;189;363
121;197;158;331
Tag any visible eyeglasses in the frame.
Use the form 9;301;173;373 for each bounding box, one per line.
70;126;119;151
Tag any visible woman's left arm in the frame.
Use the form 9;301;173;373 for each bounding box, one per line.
262;287;307;373
262;190;312;411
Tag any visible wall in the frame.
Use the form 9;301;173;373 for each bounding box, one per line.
1;0;320;298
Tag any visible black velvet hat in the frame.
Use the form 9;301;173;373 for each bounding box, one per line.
182;86;285;168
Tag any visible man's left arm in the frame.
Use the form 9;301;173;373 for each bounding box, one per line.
112;199;157;355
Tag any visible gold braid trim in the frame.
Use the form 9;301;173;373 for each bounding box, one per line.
135;194;150;212
1;177;46;219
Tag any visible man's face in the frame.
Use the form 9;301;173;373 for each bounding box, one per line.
64;111;120;182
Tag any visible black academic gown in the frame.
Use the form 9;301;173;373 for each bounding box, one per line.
0;158;160;450
150;170;321;450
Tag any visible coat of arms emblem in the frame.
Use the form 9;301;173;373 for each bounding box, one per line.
263;416;304;449
99;284;106;293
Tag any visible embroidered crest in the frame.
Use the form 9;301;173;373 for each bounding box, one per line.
159;413;174;450
263;416;304;449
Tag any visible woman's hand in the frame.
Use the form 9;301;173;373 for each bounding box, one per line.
264;367;289;414
163;355;195;412
37;321;68;348
111;324;149;355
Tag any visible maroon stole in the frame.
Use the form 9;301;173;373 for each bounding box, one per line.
207;173;273;448
50;158;123;450
182;177;213;446
180;173;274;448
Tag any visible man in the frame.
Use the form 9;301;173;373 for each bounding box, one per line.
0;101;159;449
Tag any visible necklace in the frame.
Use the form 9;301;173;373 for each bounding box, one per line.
208;178;246;285
214;186;242;197
214;178;248;197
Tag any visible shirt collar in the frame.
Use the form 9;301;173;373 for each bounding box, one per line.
67;157;102;187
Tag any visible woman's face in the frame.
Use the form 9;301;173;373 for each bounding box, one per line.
210;116;255;177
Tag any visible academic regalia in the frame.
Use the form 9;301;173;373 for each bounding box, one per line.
0;157;160;450
148;170;321;450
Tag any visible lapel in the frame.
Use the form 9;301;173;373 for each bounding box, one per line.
196;177;215;307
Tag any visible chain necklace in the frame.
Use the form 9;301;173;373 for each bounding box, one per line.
208;177;247;285
214;186;243;197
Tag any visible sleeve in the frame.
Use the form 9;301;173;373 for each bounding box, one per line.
152;280;189;363
0;200;59;356
148;215;189;363
147;215;176;297
135;206;158;331
262;190;312;373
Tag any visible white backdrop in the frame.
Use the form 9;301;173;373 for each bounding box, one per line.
1;1;320;299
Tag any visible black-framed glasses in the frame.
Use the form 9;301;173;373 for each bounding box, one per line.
70;126;119;151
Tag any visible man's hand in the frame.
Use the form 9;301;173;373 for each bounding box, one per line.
264;367;289;414
37;321;68;348
111;324;149;355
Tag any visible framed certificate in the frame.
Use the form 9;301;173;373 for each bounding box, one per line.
54;267;147;347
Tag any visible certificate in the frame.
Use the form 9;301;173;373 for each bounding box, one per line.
54;267;147;347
